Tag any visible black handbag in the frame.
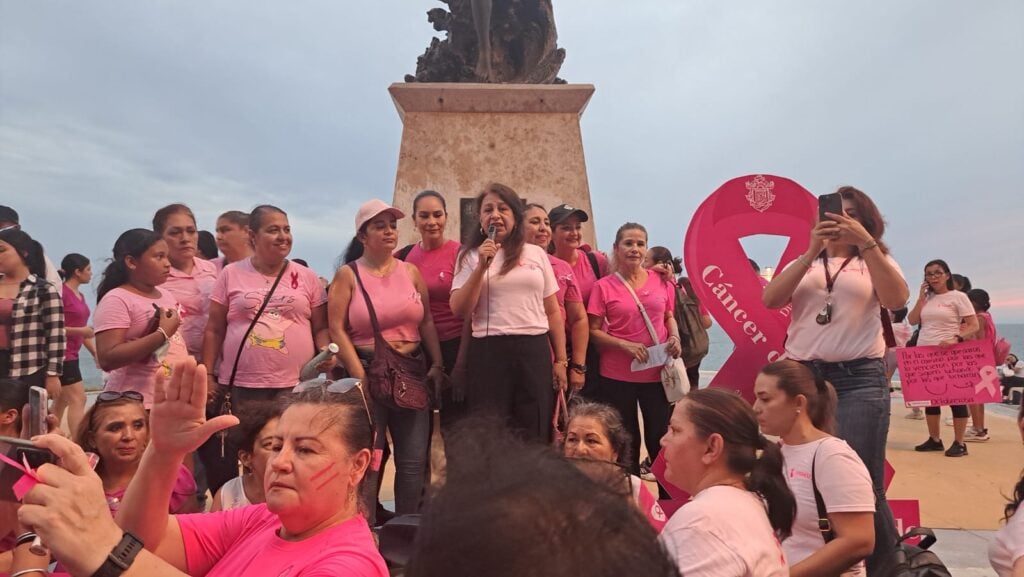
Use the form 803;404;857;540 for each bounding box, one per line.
349;263;430;411
812;449;952;577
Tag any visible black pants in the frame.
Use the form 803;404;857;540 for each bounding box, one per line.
590;375;672;499
1002;376;1024;397
686;362;701;390
925;405;968;418
197;384;292;495
467;334;553;443
437;337;467;433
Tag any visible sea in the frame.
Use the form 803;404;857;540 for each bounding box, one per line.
77;323;1024;391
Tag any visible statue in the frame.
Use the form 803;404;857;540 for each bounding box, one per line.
405;0;566;84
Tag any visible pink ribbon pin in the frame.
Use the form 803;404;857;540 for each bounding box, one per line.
0;452;41;501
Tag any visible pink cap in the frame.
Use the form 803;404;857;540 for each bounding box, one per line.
355;199;405;231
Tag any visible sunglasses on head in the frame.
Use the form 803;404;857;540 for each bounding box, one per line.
97;391;145;404
292;378;375;432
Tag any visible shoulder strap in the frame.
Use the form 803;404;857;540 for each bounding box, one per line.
879;305;897;348
586;251;602;279
395;244;415;262
810;440;837;543
348;262;383;336
228;260;289;387
614;273;660;345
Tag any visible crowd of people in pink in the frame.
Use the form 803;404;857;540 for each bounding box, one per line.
0;186;1020;576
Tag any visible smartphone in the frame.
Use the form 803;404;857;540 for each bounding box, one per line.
0;436;57;501
818;193;844;221
27;386;48;438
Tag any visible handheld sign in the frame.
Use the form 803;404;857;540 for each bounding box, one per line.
897;341;1001;407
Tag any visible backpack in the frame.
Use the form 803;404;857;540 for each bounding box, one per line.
873;527;953;577
979;311;1011;364
674;284;709;369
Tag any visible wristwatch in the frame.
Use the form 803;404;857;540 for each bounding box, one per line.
569;362;587;374
91;532;144;577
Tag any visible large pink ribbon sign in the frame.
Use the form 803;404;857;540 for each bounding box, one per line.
684;174;817;401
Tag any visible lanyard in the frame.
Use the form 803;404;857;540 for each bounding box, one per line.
822;255;855;298
816;256;854;325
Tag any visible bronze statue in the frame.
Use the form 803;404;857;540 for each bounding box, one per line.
405;0;566;84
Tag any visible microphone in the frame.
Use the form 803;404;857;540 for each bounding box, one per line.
484;224;497;265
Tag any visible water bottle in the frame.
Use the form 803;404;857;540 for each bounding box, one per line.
299;343;339;381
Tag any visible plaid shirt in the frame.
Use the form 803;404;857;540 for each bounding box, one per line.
7;274;65;377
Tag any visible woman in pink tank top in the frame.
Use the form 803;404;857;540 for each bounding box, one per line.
329;199;445;524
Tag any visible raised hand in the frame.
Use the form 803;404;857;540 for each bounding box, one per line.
150;358;239;457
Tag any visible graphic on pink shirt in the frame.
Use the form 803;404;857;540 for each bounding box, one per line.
244;292;295;354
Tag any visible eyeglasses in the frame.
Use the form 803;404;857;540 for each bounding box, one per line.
97;391;145;404
924;271;946;278
292;378;375;433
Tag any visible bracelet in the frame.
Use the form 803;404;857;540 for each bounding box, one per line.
795;255;813;269
155;327;169;342
430;363;444;371
11;569;47;577
668;335;681;342
860;239;879;251
14;532;37;548
554;359;569;367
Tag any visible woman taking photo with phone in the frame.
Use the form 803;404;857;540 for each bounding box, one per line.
450;183;567;442
18;359;389;577
0;228;64;399
94;228;188;407
201;205;331;494
754;360;875;577
762;186;908;572
907;259;978;457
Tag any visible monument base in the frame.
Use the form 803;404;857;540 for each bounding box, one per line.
389;82;597;247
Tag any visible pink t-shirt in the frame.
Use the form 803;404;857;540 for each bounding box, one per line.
105;463;196;516
784;255;906;362
178;505;387;577
94;287;190;407
918;290;974;346
347;261;424;347
548;254;583;322
403;240;461;341
660;485;788;577
452;244;558;338
61;284;91;361
570;247;608;305
164;257;219;356
211;260;327;388
781;437;874;576
587;272;675;383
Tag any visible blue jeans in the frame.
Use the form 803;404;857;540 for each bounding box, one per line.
364;403;430;522
804;357;897;572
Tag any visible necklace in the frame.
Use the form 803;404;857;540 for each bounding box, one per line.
361;258;396;278
251;257;286;284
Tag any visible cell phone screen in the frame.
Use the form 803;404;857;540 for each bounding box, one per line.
818;193;844;221
28;386;48;438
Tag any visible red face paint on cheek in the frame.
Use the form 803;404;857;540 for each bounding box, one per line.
315;471;341;491
310;463;335;482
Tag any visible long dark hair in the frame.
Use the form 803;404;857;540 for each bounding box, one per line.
59;253;90;282
97;229;163;302
759;360;838;435
684;388;796;539
413;190;447;214
924;259;954;291
457;183;526;277
0;379;30;434
836;186;890;256
1007;400;1024;521
0;228;46;278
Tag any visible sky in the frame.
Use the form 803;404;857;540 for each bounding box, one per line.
2;1;1023;320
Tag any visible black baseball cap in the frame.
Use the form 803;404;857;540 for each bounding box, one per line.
548;204;589;225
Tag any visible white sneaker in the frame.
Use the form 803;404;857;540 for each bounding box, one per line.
905;408;924;420
964;428;990;442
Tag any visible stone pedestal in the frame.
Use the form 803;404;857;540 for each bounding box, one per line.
389;83;598;248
